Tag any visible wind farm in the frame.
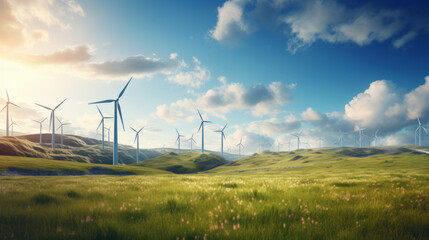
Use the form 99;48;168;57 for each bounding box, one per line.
1;0;429;239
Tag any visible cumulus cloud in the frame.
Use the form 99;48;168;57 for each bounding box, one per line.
404;76;429;120
209;0;251;44
301;107;324;121
247;115;301;137
155;99;196;124
87;54;182;79
22;45;94;65
210;0;427;53
167;57;210;88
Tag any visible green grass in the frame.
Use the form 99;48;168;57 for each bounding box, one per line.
0;155;171;175
0;147;428;239
135;151;227;173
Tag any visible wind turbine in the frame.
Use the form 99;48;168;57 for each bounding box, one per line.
33;117;47;144
9;118;17;136
95;106;113;150
104;126;111;146
357;127;366;148
176;129;185;153
372;130;379;147
338;130;344;147
197;109;211;153
187;133;197;151
89;77;132;165
1;90;20;136
35;99;67;149
415;118;428;146
236;138;244;158
130;126;144;163
214;124;227;157
291;131;302;150
56;117;70;148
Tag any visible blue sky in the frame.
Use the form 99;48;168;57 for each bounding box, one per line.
1;0;429;153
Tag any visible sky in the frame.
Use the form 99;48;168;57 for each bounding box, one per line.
1;0;429;154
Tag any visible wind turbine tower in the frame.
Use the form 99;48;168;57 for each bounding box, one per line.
104;127;111;146
176;129;185;153
1;90;20;136
197;109;211;153
130;126;144;163
95;106;112;150
9;118;17;136
56;117;70;148
214;124;227;157
236;138;244;158
188;133;196;150
358;127;366;148
33;117;47;144
89;77;132;165
291;131;302;150
35;99;67;149
415;118;428;146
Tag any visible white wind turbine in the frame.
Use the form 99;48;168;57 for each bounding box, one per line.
372;130;380;147
95;106;112;150
35;99;67;149
415;118;428;146
357;127;366;148
236;138;244;158
89;77;132;165
187;133;197;151
176;129;185;153
214;124;227;157
56;117;70;148
9;118;17;136
291;131;302;150
197;109;211;153
33;117;47;144
104;126;111;146
130;126;144;163
1;89;20;137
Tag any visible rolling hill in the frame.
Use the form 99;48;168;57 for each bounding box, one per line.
0;134;164;164
135;151;228;173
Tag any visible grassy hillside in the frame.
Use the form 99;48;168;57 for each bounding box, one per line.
135;151;228;173
0;155;171;175
0;150;428;239
0;134;164;164
207;147;429;174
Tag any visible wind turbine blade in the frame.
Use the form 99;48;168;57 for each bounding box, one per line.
32;120;38;123
9;102;20;108
423;127;429;135
205;121;212;123
6;89;9;102
222;123;228;131
0;105;6;112
130;127;137;132
97;106;103;117
89;99;115;105
104;117;113;119
176;129;179;135
54;98;67;110
97;120;103;131
197;109;203;121
138;127;144;133
35;103;52;111
418;118;421;125
197;123;203;133
118;77;132;99
134;135;137;143
56;126;61;131
117;103;125;131
63;123;71;126
192;139;197;144
56;117;62;125
42;117;47;123
223;132;226;140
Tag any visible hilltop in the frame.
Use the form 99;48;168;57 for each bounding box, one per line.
0;134;163;164
135;151;228;173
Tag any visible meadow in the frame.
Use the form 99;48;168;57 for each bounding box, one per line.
0;148;428;239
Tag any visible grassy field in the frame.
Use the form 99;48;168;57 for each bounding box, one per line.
0;147;428;239
135;152;227;173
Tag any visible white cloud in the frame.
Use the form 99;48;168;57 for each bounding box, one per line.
209;0;251;44
167;57;210;88
301;107;324;121
405;76;429;120
393;31;417;48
